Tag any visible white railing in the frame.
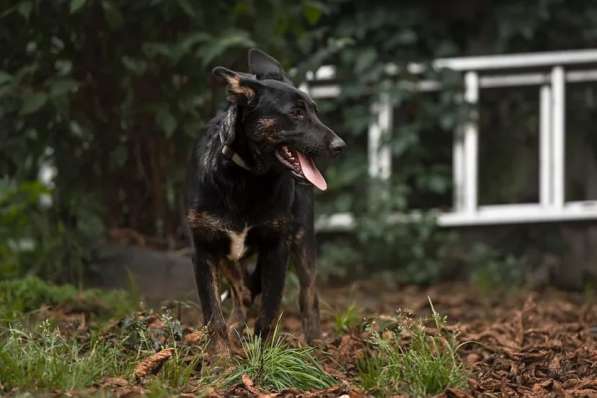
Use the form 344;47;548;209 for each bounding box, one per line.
304;49;597;231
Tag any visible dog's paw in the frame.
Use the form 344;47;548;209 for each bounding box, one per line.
207;335;231;361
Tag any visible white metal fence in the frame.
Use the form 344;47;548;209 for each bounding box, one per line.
305;49;597;231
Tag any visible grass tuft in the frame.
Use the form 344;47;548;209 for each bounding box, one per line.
0;320;130;390
358;299;468;397
228;322;336;392
334;303;361;334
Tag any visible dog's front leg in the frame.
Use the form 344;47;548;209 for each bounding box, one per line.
292;225;321;344
291;187;321;344
254;238;289;339
191;245;228;355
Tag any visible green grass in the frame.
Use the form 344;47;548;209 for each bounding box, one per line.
0;302;213;395
227;323;337;392
358;299;468;397
333;303;361;334
0;276;136;321
0;320;131;390
356;356;384;392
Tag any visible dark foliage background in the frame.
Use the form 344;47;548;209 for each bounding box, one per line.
2;0;597;287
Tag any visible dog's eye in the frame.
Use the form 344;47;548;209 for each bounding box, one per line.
291;108;305;119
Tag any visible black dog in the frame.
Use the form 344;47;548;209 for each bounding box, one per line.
185;49;345;351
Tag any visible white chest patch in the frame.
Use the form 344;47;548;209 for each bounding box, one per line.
227;226;251;261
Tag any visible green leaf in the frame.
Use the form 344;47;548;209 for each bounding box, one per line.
198;32;255;67
303;1;323;25
0;71;12;86
122;56;147;75
17;1;32;19
178;32;211;52
176;0;195;17
70;0;87;14
49;79;78;97
20;92;47;115
55;59;72;75
109;146;127;169
156;108;177;137
102;1;124;30
355;48;377;74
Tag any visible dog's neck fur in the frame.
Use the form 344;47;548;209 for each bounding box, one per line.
226;110;254;170
199;108;292;213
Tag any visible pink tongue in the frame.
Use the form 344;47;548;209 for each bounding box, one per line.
297;152;327;191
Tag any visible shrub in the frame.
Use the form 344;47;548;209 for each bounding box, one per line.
469;244;524;294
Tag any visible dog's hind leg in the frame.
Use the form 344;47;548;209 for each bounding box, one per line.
291;187;321;344
220;260;252;339
245;261;262;301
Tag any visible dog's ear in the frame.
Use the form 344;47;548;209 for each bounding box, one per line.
248;48;292;84
212;66;262;103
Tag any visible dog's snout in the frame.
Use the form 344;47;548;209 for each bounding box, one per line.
329;135;346;156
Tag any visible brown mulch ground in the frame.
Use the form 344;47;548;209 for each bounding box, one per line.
242;280;597;398
5;280;597;397
303;281;597;398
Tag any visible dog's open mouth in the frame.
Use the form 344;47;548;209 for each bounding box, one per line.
275;145;327;191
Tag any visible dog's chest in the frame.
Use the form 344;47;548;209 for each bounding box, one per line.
187;209;292;261
226;226;251;261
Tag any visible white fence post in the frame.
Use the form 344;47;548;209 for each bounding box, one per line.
368;93;393;181
551;66;566;209
540;84;553;207
463;71;479;213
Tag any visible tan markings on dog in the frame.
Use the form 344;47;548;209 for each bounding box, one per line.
227;226;251;261
186;209;226;231
257;118;276;129
269;217;288;230
220;261;252;306
225;75;254;100
255;118;278;143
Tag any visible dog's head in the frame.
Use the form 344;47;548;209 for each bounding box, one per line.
212;49;345;191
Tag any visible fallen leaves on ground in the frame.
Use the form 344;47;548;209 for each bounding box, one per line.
457;294;597;397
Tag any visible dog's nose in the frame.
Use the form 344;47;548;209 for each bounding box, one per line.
329;136;346;156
